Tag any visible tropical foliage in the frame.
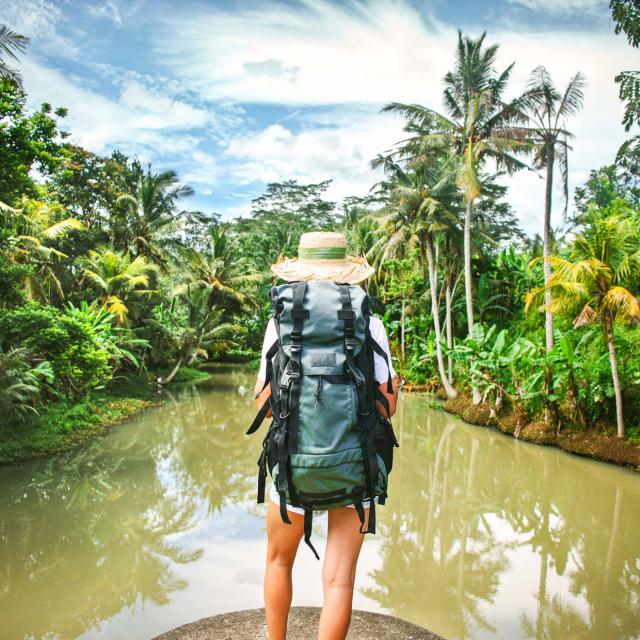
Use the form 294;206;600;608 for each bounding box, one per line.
1;12;639;447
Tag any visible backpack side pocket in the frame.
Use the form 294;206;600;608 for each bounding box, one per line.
374;416;399;475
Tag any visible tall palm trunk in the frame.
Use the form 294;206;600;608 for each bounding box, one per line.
605;313;625;438
464;197;481;404
401;299;406;363
543;142;555;352
445;280;454;384
543;142;559;429
161;355;183;386
426;236;458;397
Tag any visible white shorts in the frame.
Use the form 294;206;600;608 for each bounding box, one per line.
268;483;377;515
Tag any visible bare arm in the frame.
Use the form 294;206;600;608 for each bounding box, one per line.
254;378;273;419
376;376;399;419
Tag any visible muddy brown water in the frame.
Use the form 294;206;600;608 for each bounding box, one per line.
1;364;639;640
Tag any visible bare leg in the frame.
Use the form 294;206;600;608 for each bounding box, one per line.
317;506;368;640
264;500;304;640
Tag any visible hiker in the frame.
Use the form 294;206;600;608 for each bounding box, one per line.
251;231;399;640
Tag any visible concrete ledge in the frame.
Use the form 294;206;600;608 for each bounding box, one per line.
151;607;445;640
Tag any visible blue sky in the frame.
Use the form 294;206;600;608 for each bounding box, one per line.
2;0;636;235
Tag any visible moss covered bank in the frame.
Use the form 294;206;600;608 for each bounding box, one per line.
0;368;210;466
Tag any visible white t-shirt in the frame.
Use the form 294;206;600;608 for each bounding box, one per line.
257;315;395;383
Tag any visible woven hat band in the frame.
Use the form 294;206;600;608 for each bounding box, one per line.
298;246;347;260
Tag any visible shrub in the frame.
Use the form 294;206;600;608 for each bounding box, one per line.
0;302;111;396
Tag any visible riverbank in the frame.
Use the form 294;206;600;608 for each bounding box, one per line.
440;395;640;471
0;368;211;466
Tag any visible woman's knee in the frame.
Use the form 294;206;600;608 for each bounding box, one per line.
322;565;356;592
267;543;298;569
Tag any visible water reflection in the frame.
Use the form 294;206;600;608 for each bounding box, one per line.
0;366;261;640
0;366;639;640
367;397;640;639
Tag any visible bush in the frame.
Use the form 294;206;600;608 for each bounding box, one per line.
0;302;111;396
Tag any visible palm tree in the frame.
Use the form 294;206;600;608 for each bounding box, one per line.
0;199;84;302
380;31;532;402
174;226;260;312
526;208;640;437
78;248;158;325
152;287;242;384
525;66;586;354
0;25;29;87
114;162;203;267
371;160;459;397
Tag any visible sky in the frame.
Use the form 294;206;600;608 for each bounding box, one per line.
2;0;637;236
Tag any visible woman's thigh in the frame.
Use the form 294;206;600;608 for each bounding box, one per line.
266;500;304;564
323;506;369;585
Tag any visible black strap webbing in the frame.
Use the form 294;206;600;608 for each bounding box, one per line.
286;282;307;453
246;396;271;435
352;487;366;532
257;442;268;503
338;285;377;535
246;340;279;435
338;286;365;386
275;427;291;524
374;387;390;418
371;338;394;393
303;508;320;560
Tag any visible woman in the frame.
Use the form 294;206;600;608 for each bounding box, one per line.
254;232;399;640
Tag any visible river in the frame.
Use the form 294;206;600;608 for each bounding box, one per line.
1;364;639;640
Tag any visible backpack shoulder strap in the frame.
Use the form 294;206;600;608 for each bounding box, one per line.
337;284;378;536
246;339;278;435
370;336;394;393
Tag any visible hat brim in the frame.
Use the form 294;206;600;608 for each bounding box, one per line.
270;256;375;284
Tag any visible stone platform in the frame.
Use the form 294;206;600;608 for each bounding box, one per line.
151;607;445;639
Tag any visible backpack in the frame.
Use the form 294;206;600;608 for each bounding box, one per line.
246;280;399;558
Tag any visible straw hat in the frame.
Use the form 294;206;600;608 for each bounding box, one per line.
271;231;375;284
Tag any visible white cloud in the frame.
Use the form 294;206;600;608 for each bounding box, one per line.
84;0;149;27
9;0;636;236
0;0;79;57
156;0;634;234
506;0;608;15
222;109;406;203
0;0;60;38
21;59;211;153
156;0;447;106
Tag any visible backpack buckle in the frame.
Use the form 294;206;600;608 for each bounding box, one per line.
280;364;300;389
290;343;302;353
344;337;356;351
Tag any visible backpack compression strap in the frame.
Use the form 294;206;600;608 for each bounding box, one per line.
280;282;308;454
338;285;377;536
275;281;308;525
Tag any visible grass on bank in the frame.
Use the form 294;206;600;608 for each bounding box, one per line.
0;367;211;466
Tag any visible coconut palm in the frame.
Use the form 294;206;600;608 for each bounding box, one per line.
0;25;29;87
526;207;640;437
0;199;84;302
152;287;242;384
78;248;158;325
525;66;586;353
380;31;532;402
174;226;260;312
114;162;203;267
371;160;459;397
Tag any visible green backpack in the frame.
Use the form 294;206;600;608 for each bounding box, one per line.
247;280;398;558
